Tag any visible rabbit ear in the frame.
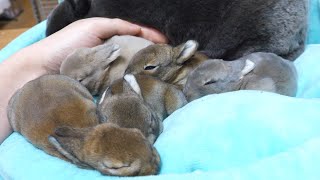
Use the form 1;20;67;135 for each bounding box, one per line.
98;87;113;105
54;126;90;137
94;44;121;68
123;74;142;97
48;136;84;166
106;44;121;61
173;40;199;64
48;127;91;168
240;59;255;79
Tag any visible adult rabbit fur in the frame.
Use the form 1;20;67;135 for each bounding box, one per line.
46;0;308;60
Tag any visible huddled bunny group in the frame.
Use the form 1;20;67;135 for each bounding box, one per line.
7;35;297;176
7;0;306;177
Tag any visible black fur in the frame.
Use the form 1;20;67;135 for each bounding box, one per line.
46;0;308;60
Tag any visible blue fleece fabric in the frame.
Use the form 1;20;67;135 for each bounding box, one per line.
307;0;320;44
0;1;320;179
1;90;320;180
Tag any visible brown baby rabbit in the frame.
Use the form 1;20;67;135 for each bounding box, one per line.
183;52;298;101
99;74;187;143
7;75;160;176
98;77;162;144
60;35;153;95
126;40;208;90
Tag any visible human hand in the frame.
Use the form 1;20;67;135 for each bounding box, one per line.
31;17;168;73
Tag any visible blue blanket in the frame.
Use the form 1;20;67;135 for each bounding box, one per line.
1;0;320;179
1;90;320;180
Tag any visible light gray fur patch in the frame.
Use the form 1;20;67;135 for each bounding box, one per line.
99;89;108;105
124;74;141;96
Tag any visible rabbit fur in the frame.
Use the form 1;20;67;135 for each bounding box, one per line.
7;75;160;176
183;52;298;101
98;74;188;143
46;0;308;61
60;36;153;95
126;40;209;90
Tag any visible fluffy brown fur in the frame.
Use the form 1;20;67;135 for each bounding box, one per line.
7;75;160;176
126;40;209;90
60;36;153;96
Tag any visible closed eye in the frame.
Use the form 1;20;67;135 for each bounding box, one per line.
77;77;85;82
204;80;217;85
144;65;158;70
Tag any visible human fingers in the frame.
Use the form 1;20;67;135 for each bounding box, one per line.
81;18;168;43
137;25;168;44
82;18;142;40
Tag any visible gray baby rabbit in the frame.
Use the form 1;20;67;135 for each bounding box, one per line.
99;74;187;143
184;52;298;101
126;40;208;90
60;35;153;95
7;75;160;176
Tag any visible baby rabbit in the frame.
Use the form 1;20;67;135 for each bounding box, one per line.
183;52;298;101
98;76;162;144
7;75;160;176
46;0;307;61
99;74;187;143
126;40;208;90
60;36;153;95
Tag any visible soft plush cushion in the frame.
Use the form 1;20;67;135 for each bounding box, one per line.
1;90;320;179
308;0;320;44
1;43;320;179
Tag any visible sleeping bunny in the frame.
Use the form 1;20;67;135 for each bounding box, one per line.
46;0;307;61
7;75;160;176
97;75;162;144
183;52;298;101
60;36;153;95
99;73;188;143
126;40;209;90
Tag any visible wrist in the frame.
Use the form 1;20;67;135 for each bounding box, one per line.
15;46;48;78
0;46;48;85
0;46;49;144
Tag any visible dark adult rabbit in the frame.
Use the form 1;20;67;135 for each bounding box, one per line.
46;0;308;61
